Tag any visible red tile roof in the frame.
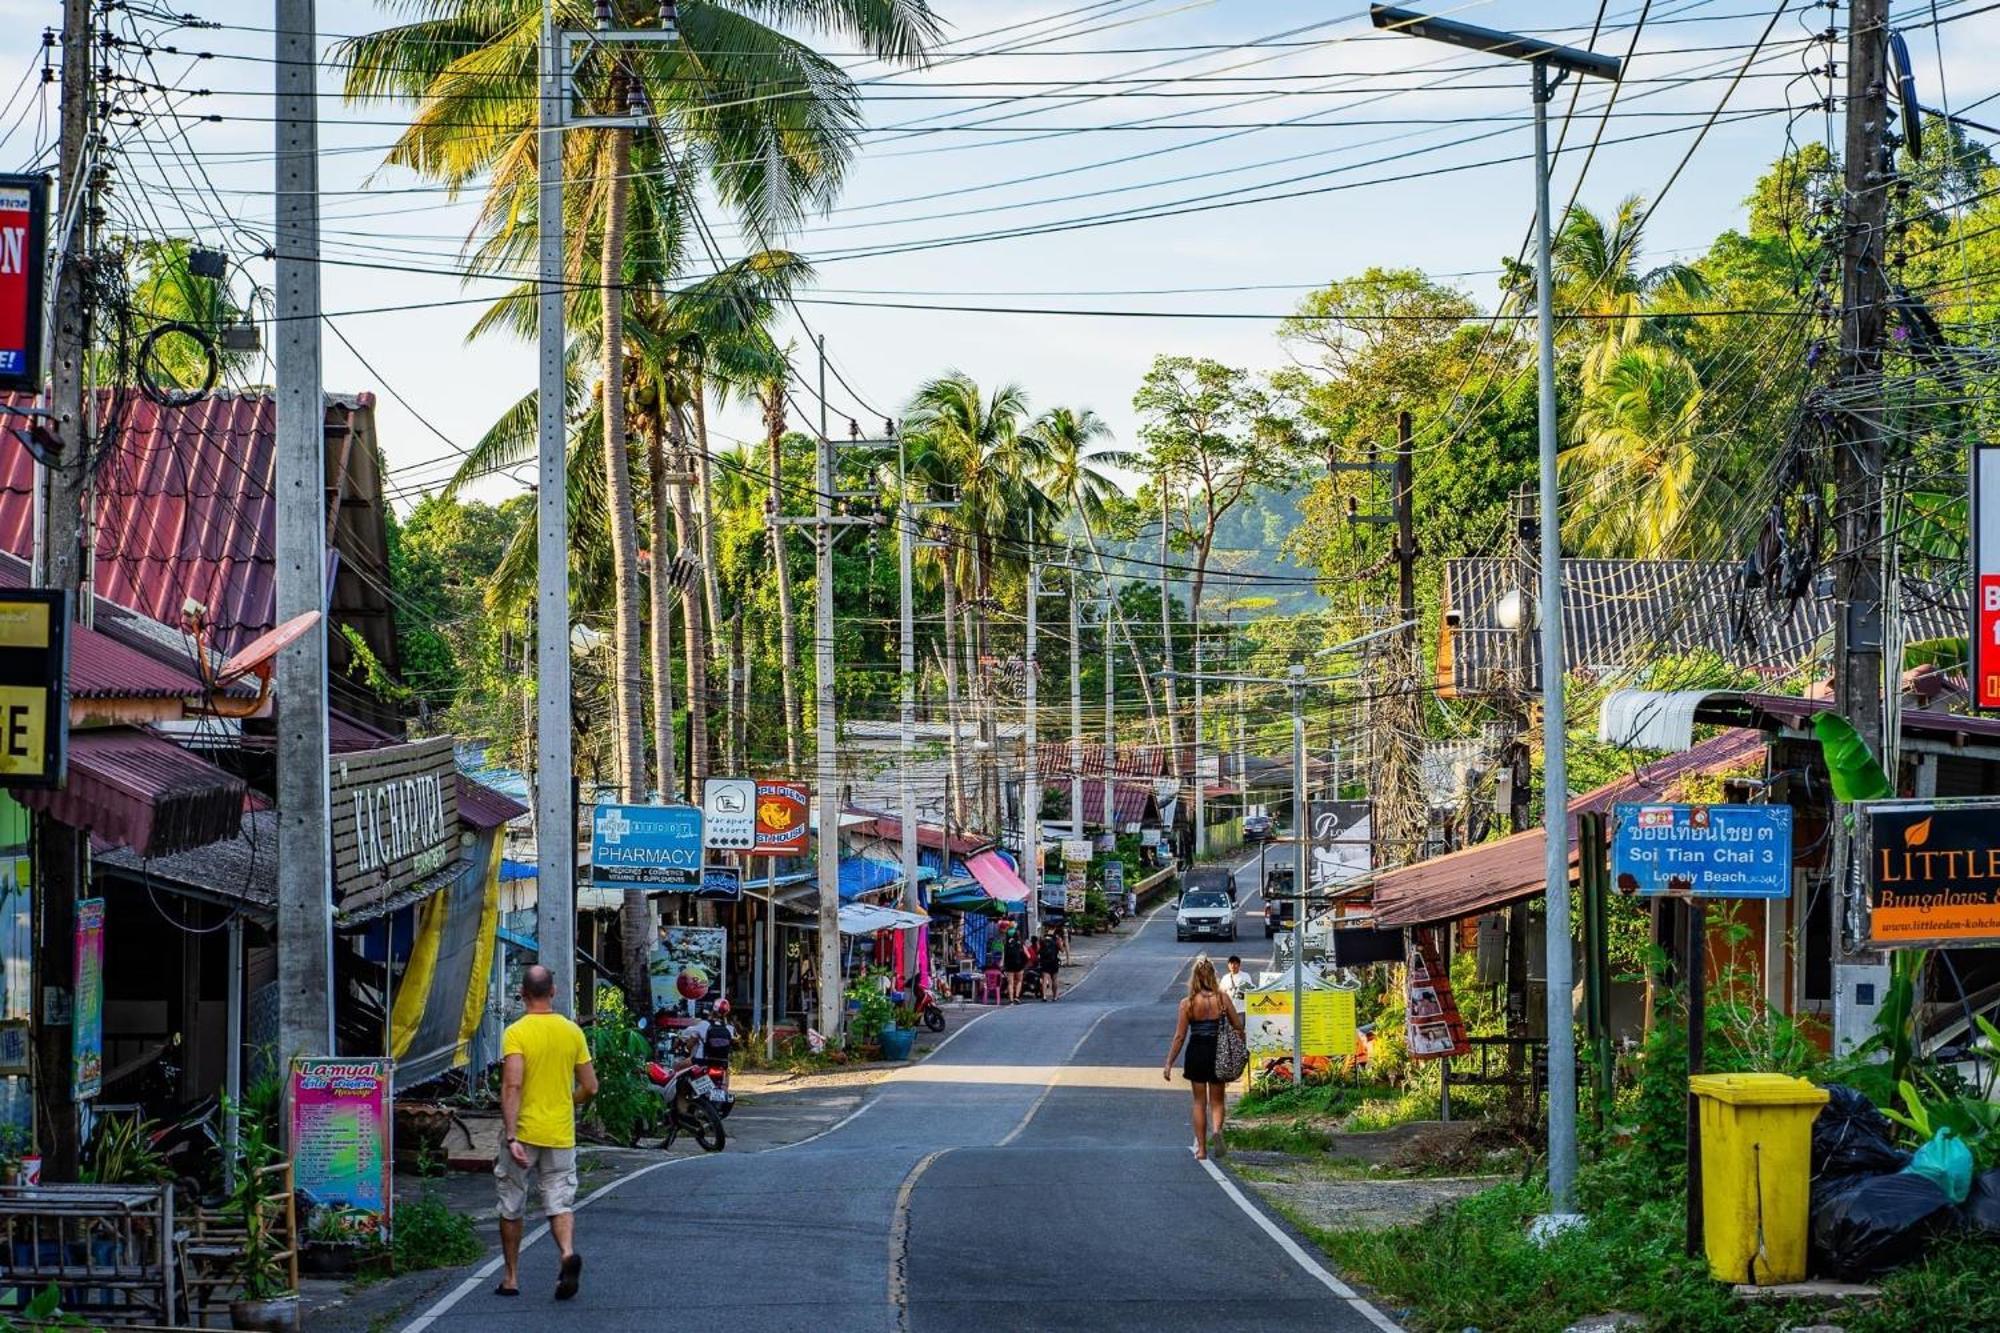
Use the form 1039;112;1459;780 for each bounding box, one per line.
846;813;992;856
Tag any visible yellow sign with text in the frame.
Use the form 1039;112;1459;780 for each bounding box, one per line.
0;601;49;649
1239;988;1359;1059
0;684;49;776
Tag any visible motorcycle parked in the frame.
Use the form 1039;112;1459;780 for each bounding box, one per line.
910;984;947;1033
645;1050;727;1153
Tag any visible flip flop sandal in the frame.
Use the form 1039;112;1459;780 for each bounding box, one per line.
494;1283;520;1298
555;1252;584;1300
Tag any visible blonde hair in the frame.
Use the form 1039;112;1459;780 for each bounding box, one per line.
1187;957;1220;999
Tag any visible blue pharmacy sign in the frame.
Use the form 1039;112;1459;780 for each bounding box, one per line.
1611;803;1793;899
591;803;703;888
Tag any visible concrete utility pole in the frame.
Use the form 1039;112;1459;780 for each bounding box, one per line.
813;337;840;1038
1290;665;1308;1084
31;0;95;1178
897;427;919;976
1831;0;1893;1052
275;0;335;1065
1102;595;1116;832
1068;549;1083;838
1023;538;1040;939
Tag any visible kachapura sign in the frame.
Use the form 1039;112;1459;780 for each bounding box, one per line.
331;738;458;913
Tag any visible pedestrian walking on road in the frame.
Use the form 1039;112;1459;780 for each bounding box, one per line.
1003;932;1028;1003
1038;927;1063;1000
1218;955;1252;1004
497;965;598;1301
1162;957;1243;1161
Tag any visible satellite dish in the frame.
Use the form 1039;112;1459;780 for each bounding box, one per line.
1888;32;1923;161
219;610;323;686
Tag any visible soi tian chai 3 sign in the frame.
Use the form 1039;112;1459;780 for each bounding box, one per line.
1611;803;1793;899
1862;799;2000;947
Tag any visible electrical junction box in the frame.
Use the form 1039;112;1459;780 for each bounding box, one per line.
1833;961;1894;1056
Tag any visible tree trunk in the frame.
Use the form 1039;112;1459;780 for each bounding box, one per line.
727;605;744;773
669;407;708;796
647;413;678;802
763;384;802;771
692;381;725;771
598;125;652;1003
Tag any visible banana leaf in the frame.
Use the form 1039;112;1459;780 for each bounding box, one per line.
1813;712;1894;802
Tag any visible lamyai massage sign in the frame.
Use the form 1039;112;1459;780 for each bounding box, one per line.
1863;798;2000;946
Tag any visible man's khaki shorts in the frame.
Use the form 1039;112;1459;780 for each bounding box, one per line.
493;1143;578;1220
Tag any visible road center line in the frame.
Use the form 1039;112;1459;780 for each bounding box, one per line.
1197;1158;1404;1333
995;1003;1120;1147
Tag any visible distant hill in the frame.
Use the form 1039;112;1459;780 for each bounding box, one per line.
1101;483;1326;615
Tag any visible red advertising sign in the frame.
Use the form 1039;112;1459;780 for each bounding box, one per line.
1403;927;1470;1060
1978;447;2000;710
751;779;809;855
0;176;48;392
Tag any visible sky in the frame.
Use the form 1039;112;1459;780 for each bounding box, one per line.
2;0;1997;510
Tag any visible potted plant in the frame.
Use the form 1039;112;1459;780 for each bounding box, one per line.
227;1119;299;1333
879;1007;919;1061
299;1207;368;1278
0;1123;27;1186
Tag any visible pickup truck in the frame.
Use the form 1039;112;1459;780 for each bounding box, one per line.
1183;865;1238;903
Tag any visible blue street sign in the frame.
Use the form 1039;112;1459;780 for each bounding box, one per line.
591;803;703;888
1611;803;1793;899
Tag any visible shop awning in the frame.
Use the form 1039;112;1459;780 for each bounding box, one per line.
837;903;929;935
839;857;903;902
966;850;1031;903
20;727;245;857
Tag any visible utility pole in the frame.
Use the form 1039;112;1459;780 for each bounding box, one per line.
897;425;918;980
534;1;574;1014
813;336;840;1039
1023;538;1040;939
1831;0;1893;1053
1290;665;1308;1084
31;0;95;1178
275;0;335;1068
1394;411;1417;660
1102;594;1116;833
1068;548;1083;839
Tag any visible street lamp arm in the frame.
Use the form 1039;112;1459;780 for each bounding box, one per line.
1368;6;1622;82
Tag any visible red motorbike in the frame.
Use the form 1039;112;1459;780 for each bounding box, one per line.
646;1046;727;1153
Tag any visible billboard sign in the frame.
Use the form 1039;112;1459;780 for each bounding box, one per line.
1976;446;2000;710
71;897;103;1100
0;176;47;392
752;780;809;855
651;926;726;1016
290;1058;393;1242
590;803;703;888
702;777;755;851
1309;800;1372;896
1862;798;2000;946
1611;803;1794;899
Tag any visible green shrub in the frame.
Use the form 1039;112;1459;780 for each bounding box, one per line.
392;1193;483;1273
583;986;662;1146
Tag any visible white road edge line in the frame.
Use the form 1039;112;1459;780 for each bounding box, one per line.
1198;1158;1403;1333
401;1153;693;1332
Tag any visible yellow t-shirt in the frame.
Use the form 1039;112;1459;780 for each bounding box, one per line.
503;1012;592;1149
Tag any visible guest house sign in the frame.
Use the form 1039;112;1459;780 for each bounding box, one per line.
331;737;458;913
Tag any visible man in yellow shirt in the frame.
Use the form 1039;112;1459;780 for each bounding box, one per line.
496;964;597;1300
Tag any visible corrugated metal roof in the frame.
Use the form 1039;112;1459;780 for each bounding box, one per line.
1043;778;1161;828
1600;689;2000;752
18;726;246;856
1441;558;1962;696
457;773;528;830
1036;741;1168;779
1372;729;1764;927
94;810;278;916
847;813;993;856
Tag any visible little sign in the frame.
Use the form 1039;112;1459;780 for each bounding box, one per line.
592;803;703;888
0;589;66;788
1862;798;2000;946
1611;803;1793;899
703;777;756;850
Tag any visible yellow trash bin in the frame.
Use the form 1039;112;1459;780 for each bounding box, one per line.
1688;1072;1830;1285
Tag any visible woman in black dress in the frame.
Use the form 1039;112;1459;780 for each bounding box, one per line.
1162;957;1243;1160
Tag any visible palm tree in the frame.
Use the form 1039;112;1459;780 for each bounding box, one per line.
340;0;939;1000
903;375;1057;831
1544;195;1710;381
1558;344;1708;557
752;371;804;771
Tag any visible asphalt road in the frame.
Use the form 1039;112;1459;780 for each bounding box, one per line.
404;842;1394;1332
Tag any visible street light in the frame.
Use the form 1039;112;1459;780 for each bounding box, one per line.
1369;4;1621;1226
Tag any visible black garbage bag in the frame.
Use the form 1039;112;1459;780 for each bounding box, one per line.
1810;1172;1957;1280
1812;1084;1910;1181
1962;1168;2000;1236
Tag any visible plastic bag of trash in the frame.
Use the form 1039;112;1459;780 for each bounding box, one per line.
1810;1172;1957;1279
1812;1084;1910;1181
1903;1126;1974;1205
1961;1168;2000;1236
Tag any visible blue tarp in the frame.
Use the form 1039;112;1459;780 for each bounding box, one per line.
499;858;537;882
838;857;903;902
